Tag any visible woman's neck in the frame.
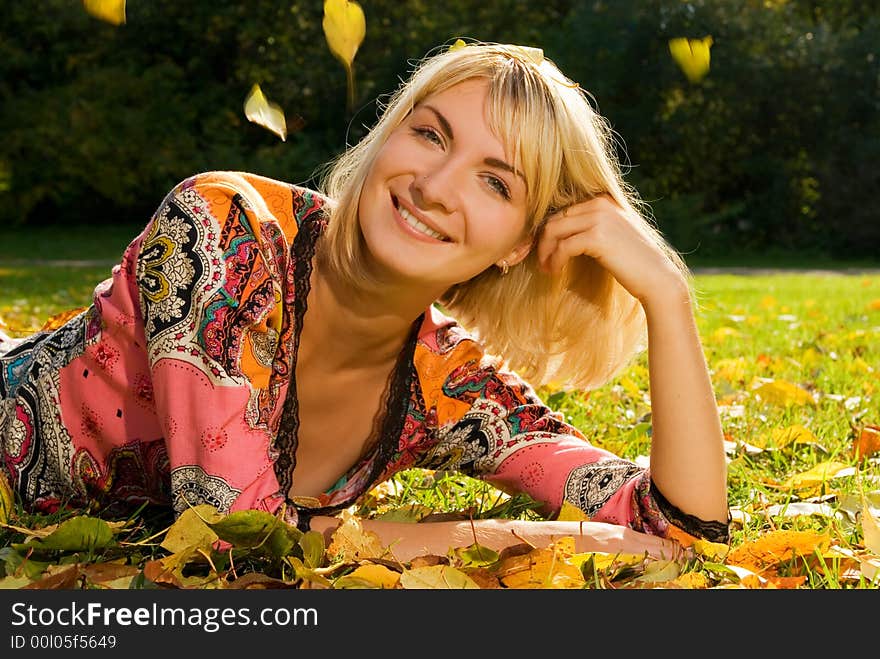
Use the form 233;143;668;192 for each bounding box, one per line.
298;259;439;371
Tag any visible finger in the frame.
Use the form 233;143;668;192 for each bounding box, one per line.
546;232;600;274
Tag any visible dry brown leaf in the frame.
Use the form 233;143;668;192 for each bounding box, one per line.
854;425;880;461
326;510;387;562
22;564;82;590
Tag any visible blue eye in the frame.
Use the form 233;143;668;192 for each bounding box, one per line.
412;127;443;145
486;176;511;200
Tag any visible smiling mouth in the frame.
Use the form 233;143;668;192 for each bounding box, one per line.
393;196;452;242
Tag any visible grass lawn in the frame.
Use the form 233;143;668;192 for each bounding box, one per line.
1;236;879;589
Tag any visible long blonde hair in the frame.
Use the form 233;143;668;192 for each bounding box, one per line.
318;41;690;391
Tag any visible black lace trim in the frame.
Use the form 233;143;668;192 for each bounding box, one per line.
273;213;324;500
273;212;423;531
650;479;731;544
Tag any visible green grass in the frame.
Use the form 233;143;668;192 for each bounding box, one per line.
2;242;879;588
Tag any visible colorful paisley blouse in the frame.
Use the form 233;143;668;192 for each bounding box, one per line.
0;171;729;544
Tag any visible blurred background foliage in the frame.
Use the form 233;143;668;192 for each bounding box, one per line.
0;0;877;260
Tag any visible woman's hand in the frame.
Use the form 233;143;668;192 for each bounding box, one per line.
535;194;687;308
536;194;729;524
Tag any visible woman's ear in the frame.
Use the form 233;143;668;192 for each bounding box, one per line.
497;239;533;269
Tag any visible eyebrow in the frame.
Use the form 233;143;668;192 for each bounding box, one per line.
423;105;525;181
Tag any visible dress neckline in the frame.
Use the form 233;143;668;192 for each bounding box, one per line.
273;212;422;530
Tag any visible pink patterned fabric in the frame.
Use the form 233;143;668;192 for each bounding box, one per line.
0;171;728;544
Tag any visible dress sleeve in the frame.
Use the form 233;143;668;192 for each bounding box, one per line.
135;172;292;517
415;335;729;544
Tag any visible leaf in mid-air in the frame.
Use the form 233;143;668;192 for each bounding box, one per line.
322;0;365;69
82;0;126;25
244;84;288;141
322;0;366;110
668;36;713;83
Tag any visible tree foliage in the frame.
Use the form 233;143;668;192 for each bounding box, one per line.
0;0;876;257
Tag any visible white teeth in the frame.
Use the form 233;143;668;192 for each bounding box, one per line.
398;205;448;241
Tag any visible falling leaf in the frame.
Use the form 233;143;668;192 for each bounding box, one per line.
244;84;287;141
322;0;365;68
399;565;480;589
322;0;366;110
668;36;713;83
82;0;126;26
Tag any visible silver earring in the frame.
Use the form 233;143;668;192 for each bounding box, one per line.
500;260;509;276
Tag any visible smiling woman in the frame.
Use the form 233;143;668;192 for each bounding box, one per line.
0;41;730;562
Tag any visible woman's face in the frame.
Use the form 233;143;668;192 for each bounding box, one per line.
357;78;532;289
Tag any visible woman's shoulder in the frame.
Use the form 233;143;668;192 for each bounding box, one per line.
169;170;329;235
416;305;503;372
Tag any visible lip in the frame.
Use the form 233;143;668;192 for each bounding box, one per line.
392;194;453;243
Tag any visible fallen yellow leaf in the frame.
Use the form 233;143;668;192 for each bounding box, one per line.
727;529;830;575
336;563;401;589
556;501;590;522
753;424;816;449
753;379;816;407
0;469;13;525
497;546;585;589
781;460;851;494
399;565;480;589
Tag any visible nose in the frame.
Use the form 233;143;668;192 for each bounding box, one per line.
411;161;459;213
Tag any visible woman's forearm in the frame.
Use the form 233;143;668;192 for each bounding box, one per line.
309;516;682;563
642;284;728;523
